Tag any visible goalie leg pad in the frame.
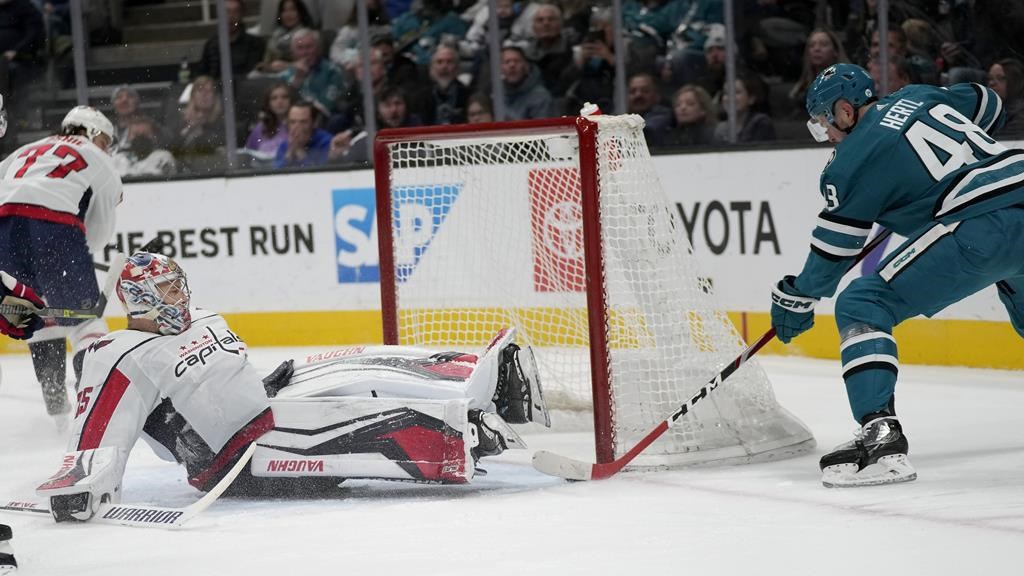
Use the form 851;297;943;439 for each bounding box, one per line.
257;397;474;483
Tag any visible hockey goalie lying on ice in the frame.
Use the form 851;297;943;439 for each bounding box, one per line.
36;252;550;523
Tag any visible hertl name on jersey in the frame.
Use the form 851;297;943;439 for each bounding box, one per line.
879;98;924;131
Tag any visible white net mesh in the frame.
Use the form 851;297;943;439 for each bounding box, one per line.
382;115;813;467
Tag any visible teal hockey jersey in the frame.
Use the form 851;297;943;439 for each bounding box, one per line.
793;82;1020;298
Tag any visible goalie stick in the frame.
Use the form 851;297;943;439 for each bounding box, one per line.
532;229;895;481
0;443;256;529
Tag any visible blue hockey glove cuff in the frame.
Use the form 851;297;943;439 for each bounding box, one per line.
771;275;819;344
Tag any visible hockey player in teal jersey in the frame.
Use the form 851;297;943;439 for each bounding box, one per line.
770;62;1024;487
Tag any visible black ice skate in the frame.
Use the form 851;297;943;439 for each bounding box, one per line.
819;414;916;488
0;523;16;575
468;409;526;466
492;344;551;427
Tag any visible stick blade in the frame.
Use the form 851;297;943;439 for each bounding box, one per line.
532;450;594;481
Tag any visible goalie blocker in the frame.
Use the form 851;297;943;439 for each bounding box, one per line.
36;253;549;522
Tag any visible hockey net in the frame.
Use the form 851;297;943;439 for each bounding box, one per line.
374;114;814;468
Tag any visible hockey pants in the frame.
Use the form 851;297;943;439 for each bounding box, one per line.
835;206;1024;422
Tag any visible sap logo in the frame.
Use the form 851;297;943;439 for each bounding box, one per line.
333;188;379;283
392;184;461;282
266;459;325;473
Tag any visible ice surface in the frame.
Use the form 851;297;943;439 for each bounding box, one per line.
1;349;1022;575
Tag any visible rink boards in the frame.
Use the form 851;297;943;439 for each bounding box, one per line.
1;146;1019;369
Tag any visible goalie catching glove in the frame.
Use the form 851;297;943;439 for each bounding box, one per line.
0;271;45;340
771;275;819;343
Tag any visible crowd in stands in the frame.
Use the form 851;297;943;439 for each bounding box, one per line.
5;0;1024;177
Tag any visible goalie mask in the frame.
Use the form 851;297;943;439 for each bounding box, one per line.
117;252;192;335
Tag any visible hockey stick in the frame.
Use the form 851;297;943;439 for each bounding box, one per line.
532;229;894;481
0;443;256;529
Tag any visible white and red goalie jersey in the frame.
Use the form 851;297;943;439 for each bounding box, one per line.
58;309;274;494
0;134;123;252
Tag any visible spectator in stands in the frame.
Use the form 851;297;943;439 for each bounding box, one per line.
327;85;422;165
562;8;616;116
110;84;141;147
39;0;70;41
988;58;1024;140
391;0;469;67
900;19;941;85
868;54;913;97
627;72;672;145
521;3;573;97
275;100;332;168
788;29;847;118
660;84;716;148
377;84;423;129
367;33;419;94
112;115;177;178
0;0;43;99
741;0;808;82
558;0;589;45
425;43;470;125
466;92;494;123
329;0;390;71
280;28;348;122
254;0;316;75
677;23;727;101
501;45;553;121
337;46;388;132
168;75;227;172
460;0;534;63
869;25;908;62
195;0;266;79
622;0;688;74
244;81;297;167
716;72;775;144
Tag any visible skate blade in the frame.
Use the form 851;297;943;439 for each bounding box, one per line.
822;454;917;488
518;346;551;428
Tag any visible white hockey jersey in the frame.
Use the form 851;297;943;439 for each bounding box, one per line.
0;134;123;252
69;310;272;489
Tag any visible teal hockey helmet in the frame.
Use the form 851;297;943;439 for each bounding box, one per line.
805;63;876;141
805;63;876;122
